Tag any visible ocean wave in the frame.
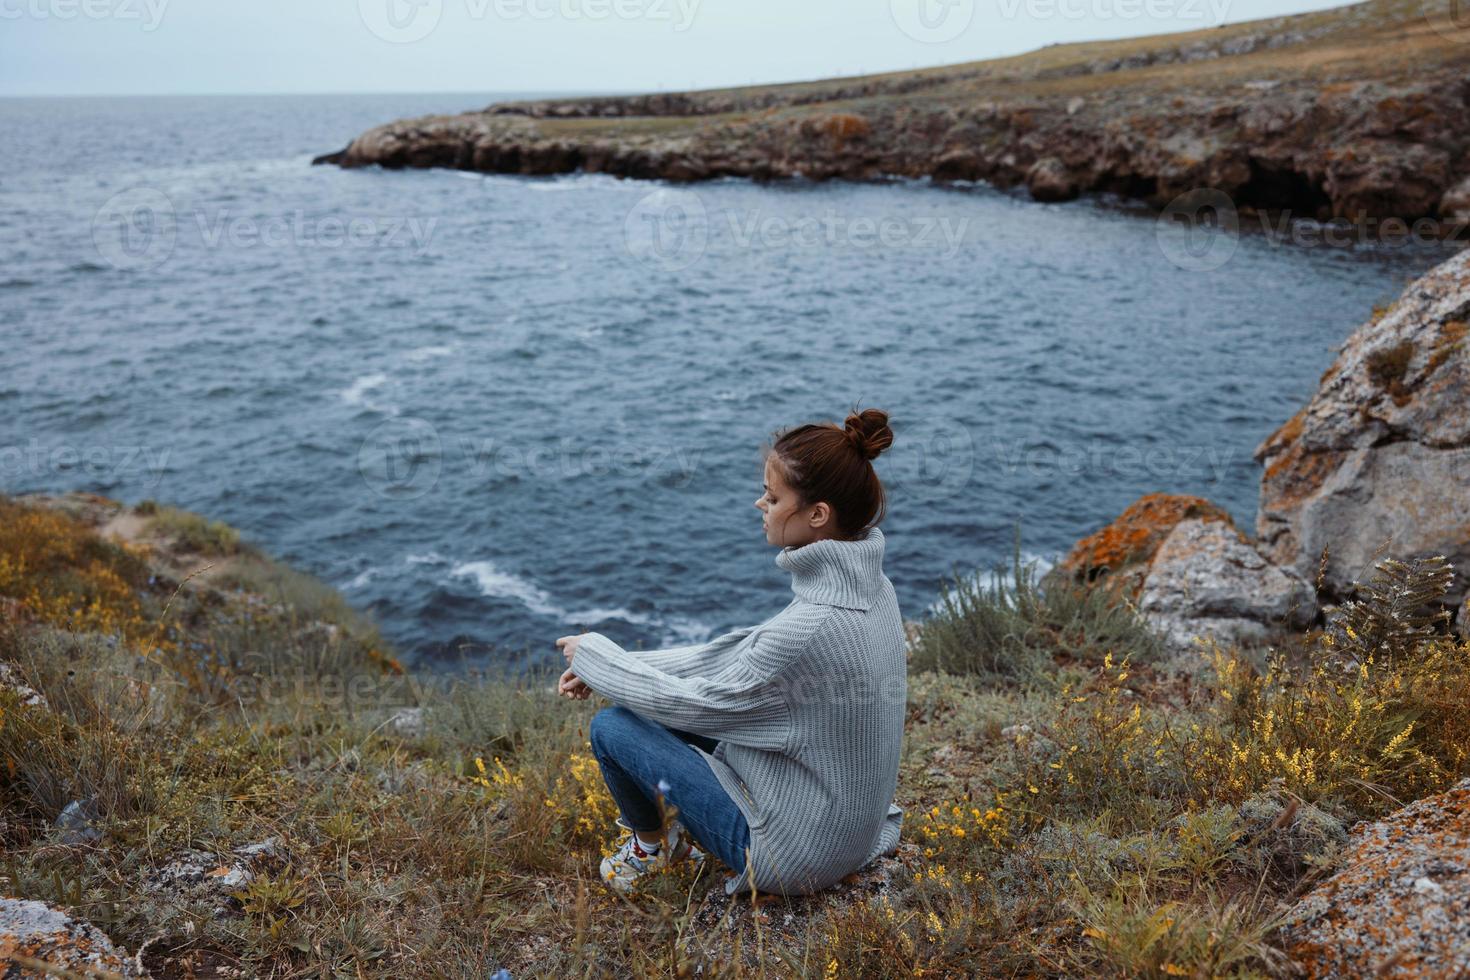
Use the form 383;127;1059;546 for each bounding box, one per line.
403;344;454;364
921;551;1058;617
450;559;560;618
449;559;715;645
345;567;377;590
339;372;396;414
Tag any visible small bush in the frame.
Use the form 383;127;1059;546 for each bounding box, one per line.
1182;555;1470;814
912;536;1163;681
0;500;151;641
147;504;241;557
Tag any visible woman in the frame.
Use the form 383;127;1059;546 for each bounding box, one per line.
555;407;907;897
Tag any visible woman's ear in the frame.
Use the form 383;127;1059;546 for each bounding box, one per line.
809;501;832;530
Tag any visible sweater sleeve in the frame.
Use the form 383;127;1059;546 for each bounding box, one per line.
631;625;758;678
571;608;830;749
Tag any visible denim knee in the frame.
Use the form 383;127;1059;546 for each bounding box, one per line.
588;705;638;758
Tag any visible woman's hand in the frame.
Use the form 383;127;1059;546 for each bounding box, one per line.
558;666;591;700
555;634;583;666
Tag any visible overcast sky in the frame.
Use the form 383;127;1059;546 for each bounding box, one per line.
1;0;1358;97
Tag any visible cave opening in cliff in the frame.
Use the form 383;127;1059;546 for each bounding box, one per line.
1238;160;1333;222
1099;173;1158;204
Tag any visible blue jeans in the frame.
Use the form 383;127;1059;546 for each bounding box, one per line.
588;706;750;876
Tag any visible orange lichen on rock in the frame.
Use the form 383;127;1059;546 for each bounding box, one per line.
1284;779;1470;979
1059;493;1236;587
817;113;871;147
1257;406;1307;462
0;897;141;977
1260;443;1347;507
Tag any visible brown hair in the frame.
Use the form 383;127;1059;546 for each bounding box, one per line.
765;405;894;539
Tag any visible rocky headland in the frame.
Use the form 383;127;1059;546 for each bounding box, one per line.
317;0;1470;225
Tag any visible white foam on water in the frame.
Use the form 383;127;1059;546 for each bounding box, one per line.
403;344;454;364
450;560;560;618
339;372;396;414
658;614;718;646
922;551;1058;618
448;560;716;646
406;551;448;566
345;567;377;590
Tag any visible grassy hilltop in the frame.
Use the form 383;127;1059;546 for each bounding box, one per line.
1;491;1468;977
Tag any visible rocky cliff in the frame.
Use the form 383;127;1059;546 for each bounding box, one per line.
1255;249;1470;609
1062;246;1470;650
317;0;1470;224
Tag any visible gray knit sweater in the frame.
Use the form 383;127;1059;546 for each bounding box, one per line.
571;525;907;896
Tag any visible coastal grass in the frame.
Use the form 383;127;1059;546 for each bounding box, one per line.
909;535;1164;682
1;495;1468;977
135;499;242;558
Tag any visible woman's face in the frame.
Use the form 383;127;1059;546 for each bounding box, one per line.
755;455;830;547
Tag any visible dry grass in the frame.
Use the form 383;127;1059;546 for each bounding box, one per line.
1;494;1466;977
452;0;1470;143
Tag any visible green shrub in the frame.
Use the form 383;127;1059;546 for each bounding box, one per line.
911;534;1164;681
146;504;242;557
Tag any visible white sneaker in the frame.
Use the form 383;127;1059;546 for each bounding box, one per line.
599;820;704;893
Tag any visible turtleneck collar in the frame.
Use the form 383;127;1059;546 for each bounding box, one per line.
773;525;886;611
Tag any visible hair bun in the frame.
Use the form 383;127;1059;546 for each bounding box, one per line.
843;408;893;462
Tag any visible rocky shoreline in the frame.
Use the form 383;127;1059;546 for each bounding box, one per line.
1056;246;1470;659
317;1;1470;225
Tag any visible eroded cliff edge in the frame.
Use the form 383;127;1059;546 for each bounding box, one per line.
317;0;1470;224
